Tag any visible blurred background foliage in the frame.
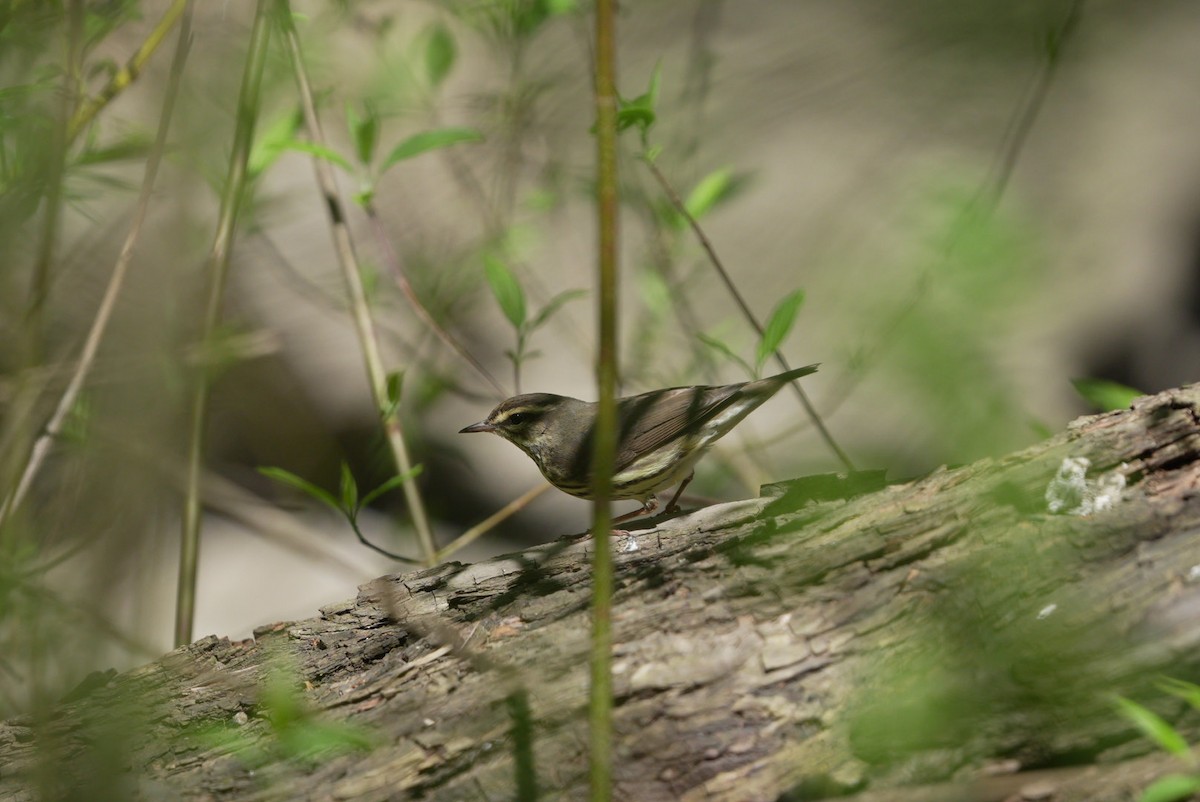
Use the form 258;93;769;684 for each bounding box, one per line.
0;0;1198;743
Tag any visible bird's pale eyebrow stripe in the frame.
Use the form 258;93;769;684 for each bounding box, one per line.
493;405;541;424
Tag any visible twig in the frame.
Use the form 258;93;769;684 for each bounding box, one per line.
643;157;857;472
68;0;190;142
274;0;436;564
363;205;507;400
434;483;550;563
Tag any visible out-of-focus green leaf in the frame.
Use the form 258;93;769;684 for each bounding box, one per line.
1072;378;1143;412
511;0;572;37
380;127;483;172
348;102;379;166
530;289;587;330
339;462;358;512
1159;678;1200;712
360;465;424;508
423;23;456;87
382;370;402;417
1140;774;1200;802
756;289;805;371
1115;696;1191;760
248;108;304;177
616;62;661;136
484;255;527;329
284;140;355;173
385;371;404;408
684;167;735;220
278;720;375;760
258;467;340;513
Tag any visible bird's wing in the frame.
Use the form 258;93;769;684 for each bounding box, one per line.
613;384;741;471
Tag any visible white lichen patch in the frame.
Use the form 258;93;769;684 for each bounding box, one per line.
1045;456;1127;515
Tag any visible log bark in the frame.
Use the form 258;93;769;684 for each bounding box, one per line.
3;386;1200;802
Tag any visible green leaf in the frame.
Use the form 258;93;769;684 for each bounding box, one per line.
339;462;359;512
684;167;735;220
1159;678;1200;712
381;370;403;419
62;393;92;445
530;289;587;330
258;467;341;513
360;464;425;508
1072;378;1143;412
278;720;375;760
248;108;304;178
1115;696;1192;760
1140;774;1200;802
283;140;356;173
510;0;571;37
484;255;527;329
756;289;806;372
385;371;404;408
348;102;379;166
616;62;661;136
380;127;483;172
698;332;755;379
261;671;304;731
423;23;456;87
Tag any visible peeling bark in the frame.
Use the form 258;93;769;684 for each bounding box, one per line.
3;386;1200;802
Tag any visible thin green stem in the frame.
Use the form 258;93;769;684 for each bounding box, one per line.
176;0;271;648
590;0;619;798
68;0;190;142
274;0;436;564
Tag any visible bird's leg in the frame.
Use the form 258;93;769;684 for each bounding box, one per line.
612;496;658;525
664;471;695;515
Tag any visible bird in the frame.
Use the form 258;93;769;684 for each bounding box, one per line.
459;364;818;524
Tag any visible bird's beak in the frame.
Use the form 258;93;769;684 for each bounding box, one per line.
459;420;496;434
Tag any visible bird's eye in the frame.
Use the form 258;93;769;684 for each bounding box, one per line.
506;411;533;426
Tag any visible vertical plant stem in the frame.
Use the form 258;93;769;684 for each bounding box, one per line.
176;0;271;648
590;0;619;798
0;5;194;531
274;0;436;564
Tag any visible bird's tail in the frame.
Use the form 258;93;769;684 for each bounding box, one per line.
769;363;819;385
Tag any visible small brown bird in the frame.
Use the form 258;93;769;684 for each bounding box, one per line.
460;364;818;523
